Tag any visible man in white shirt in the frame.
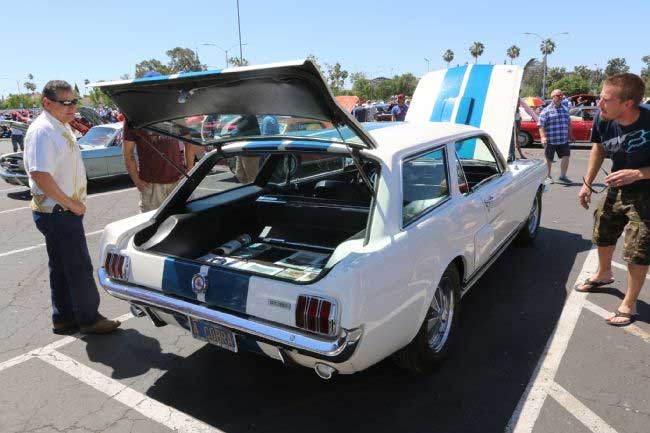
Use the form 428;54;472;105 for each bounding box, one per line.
24;80;120;335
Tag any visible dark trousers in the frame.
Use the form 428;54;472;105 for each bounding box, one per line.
11;135;24;152
33;208;100;326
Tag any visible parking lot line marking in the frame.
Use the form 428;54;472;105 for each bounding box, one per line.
40;350;223;433
0;313;133;373
0;187;137;216
0;229;103;258
506;248;598;433
583;300;650;343
548;382;619;433
0;186;29;193
611;260;650;280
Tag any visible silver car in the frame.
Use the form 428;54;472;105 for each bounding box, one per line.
0;122;127;187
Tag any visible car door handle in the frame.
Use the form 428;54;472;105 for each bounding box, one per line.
483;195;496;207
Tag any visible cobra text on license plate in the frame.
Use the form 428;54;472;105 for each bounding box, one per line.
189;317;238;352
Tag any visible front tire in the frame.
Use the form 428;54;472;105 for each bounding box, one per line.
516;189;542;245
394;265;461;374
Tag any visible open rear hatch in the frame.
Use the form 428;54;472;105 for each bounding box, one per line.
90;59;377;150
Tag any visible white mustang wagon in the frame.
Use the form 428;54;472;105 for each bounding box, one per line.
94;60;546;379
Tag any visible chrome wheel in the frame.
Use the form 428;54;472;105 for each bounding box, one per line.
527;195;540;235
426;276;455;353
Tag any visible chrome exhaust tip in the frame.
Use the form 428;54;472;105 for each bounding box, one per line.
129;303;146;317
314;363;338;380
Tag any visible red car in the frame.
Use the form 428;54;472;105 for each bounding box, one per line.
518;106;599;147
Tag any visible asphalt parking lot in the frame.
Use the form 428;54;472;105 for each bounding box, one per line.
1;138;649;433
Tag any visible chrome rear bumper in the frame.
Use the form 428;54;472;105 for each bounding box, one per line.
98;268;362;362
0;167;28;186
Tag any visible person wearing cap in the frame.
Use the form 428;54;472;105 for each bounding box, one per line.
122;71;196;212
24;80;121;335
391;94;408;121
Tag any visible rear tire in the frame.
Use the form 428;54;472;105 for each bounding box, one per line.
516;189;542;245
518;131;533;148
394;265;461;374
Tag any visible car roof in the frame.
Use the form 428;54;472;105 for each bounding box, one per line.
364;121;483;159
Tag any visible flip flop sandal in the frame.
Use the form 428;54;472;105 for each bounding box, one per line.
574;277;615;293
606;309;637;327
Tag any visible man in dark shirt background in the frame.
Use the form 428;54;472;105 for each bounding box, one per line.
576;73;650;327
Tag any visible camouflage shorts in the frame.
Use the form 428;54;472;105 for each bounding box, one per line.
593;187;650;265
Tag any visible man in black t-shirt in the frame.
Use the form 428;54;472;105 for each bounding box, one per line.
576;73;650;327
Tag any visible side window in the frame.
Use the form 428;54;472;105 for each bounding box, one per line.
455;136;501;191
402;148;449;225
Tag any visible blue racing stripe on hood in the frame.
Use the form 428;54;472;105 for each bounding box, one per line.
162;258;249;314
455;65;493;158
430;66;467;122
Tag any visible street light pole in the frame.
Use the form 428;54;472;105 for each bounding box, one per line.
524;31;568;99
424;57;430;72
202;43;246;68
236;0;243;63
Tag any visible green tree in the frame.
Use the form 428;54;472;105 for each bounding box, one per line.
546;67;568;90
24;73;36;93
540;39;555;57
393;73;419;96
469;42;485;63
350;72;373;100
521;58;543;96
228;57;250;67
552;75;591;96
325;62;349;95
506;45;520;64
88;87;113;108
166;47;205;73
135;59;172;78
443;49;454;68
604;58;630;77
642;55;650;96
1;93;39;109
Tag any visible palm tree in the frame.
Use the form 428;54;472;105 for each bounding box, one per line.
469;42;485;64
443;49;454;68
540;39;556;57
506;45;520;64
539;39;556;98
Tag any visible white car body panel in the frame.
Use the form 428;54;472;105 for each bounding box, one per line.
96;62;547;375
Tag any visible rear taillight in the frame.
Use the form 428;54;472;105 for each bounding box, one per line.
295;295;337;336
104;251;130;281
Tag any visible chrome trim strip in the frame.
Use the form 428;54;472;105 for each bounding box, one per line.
98;268;362;360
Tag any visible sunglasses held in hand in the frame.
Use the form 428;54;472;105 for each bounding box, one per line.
582;167;609;194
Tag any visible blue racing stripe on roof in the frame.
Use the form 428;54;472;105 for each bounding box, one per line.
430;66;467;122
132;69;223;83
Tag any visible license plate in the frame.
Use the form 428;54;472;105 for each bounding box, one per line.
189;317;238;352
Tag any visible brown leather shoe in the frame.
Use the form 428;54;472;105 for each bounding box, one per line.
52;320;78;335
80;318;121;334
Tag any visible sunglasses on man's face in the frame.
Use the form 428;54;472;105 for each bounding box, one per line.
582;167;609;194
49;98;79;106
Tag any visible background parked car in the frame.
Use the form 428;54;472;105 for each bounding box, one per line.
0;122;127;187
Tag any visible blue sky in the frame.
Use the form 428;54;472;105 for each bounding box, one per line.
2;0;648;98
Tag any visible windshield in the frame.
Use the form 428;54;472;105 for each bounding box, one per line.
145;113;366;147
78;126;119;147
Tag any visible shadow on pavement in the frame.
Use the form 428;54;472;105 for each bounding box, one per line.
84;328;184;380
141;226;591;433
